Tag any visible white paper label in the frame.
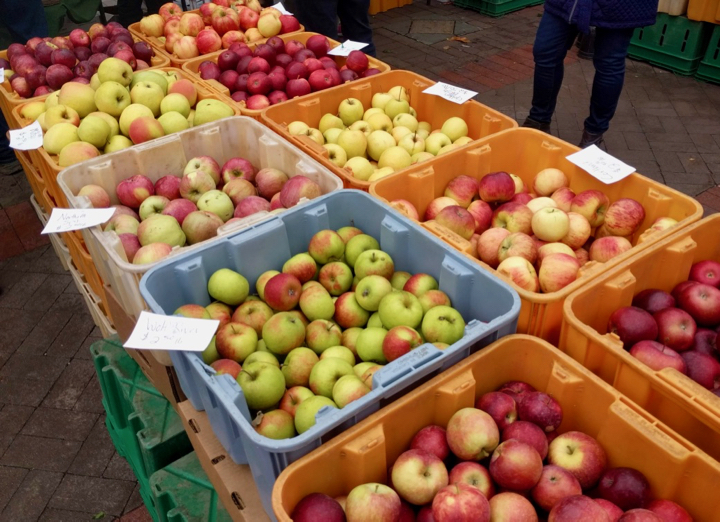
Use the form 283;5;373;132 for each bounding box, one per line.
124;311;220;352
41;207;116;234
566;145;636;184
9;120;43;150
422;82;477;104
0;68;4;82
328;40;369;57
272;2;292;14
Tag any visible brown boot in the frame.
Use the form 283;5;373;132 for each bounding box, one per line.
521;117;551;134
579;129;606;151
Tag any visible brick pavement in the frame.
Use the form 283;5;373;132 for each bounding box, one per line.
1;0;720;519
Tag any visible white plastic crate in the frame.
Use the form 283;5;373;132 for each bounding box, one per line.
659;0;689;15
69;261;116;339
29;194;71;272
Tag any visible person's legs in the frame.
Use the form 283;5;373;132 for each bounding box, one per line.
117;0;145;27
294;0;340;41
526;10;579;129
337;0;376;57
582;26;635;136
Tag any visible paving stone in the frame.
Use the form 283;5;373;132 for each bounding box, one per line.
0;405;35;439
73;336;102;361
45;312;96;359
0;353;68;382
23;273;73;312
68;415;114;478
26;246;68;276
42;359;96;410
0;470;62;521
0;466;28;513
0;309;44;358
0;245;48;273
120;506;154;522
0;374;58;408
48;474;135;517
16;310;73;357
73;374;105;414
22;408;98;442
103;452;137;482
48;293;91;316
0;435;81;473
0;271;48;309
39;507;96;521
122;483;144;515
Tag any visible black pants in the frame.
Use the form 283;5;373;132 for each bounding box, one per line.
117;0;166;27
295;0;376;57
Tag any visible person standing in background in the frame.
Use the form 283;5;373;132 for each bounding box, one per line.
294;0;377;57
0;0;48;175
523;0;658;150
117;0;165;27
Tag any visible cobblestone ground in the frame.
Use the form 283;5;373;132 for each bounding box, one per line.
1;1;719;519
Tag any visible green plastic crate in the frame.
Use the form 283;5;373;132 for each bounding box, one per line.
150;452;232;522
454;0;543;17
696;24;720;83
628;13;713;75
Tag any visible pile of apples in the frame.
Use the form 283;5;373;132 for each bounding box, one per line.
2;23;156;99
18;60;234;167
197;34;381;110
291;380;693;522
138;1;301;60
177;227;466;439
608;259;720;394
390;170;678;294
285;89;471;182
76;155;322;265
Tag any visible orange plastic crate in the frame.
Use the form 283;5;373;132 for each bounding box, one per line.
687;0;720;21
0;43;171;130
369;0;413;14
181;32;392;120
561;214;720;461
261;70;517;191
12;67;240;208
272;334;720;521
15;149;50;214
369;128;703;345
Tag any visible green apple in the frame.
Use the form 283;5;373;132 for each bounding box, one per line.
437;143;460;156
323;128;343;144
43;122;80;155
425;133;452;155
412;152;435;164
378;146;412;170
391;126;413;143
355;275;393;312
139;195;170;220
158;111;190;134
58;142;101;167
360;364;384;388
237;362;286;410
323;143;348;168
294;395;337;434
262;311;306;355
368;167;395;182
318;261;353;297
44;91;60;110
97;57;134;86
367;312;383;328
208;268;249;305
349;120;372;136
130;81;165;117
337;97;364;126
137;214;186;247
371;92;393;110
298;284;335;322
308;229;345;265
162;70;180;88
160;92;191;117
244;351;280;368
281;347;319;388
393;113;419;132
119;103;154;136
216;321;258;363
387;86;410;102
318;113;345;134
366;113;393;132
305;319;342;355
441;116;469;142
345;234;380;268
87;111;120;137
58;82;97;118
390;271;412;290
308;357;354;398
342;327;363;358
94;81;132;118
253;409;295;440
197;189;234;222
44;104;80;129
384;98;410;120
363;107;385;121
90;73;101;90
201;336;219;364
344;157;375;181
256;270;280;301
356;327;389;364
354;249;394;280
320;345;356;366
77;115;111;149
287;121;310;135
105;134;133;153
421;305;465;345
337;129;367;159
378;291;423;330
366;130;396;161
454;136;473;146
418;121;432;133
19;101;46;122
353;361;376;379
131;70;169;94
332;374;370;408
193;99;234;126
398;133;425;156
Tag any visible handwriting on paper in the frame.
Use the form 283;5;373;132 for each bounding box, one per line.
566;145;636;184
124;311;219;352
422;82;477;104
42;208;116;234
9;120;43;150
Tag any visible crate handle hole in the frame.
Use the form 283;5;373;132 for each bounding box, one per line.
188;419;200;434
211;455;225;465
231;493;246;510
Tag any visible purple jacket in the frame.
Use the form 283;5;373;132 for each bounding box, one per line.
544;0;659;33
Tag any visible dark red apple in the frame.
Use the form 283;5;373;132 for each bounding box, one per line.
268;71;287;91
234;73;249;92
229;43;252;58
217;50;240;71
598;467;651;511
73;61;94;80
326;67;342;86
265;36;285;54
517;391;562;432
291;493;345;522
689;259;720;288
618;509;663;521
275;53;293;68
50;48;76;68
74;46;92;61
691;328;718;357
676;283;720;326
285;61;308;80
681;351;720;390
629;340;686;373
632;289;676;315
340;68;359;83
286;78;311;98
362;68;382;77
646;499;692;522
498;381;536;404
346;49;369;73
199;61;222;81
476;391;517;430
268;90;288;105
284;40;304;57
303;57;324;73
107;41;131;57
231;91;248;103
417;506;435;522
253;43;276;65
46;64;74;89
247;71;272;95
132;41;154;64
294;48;316;63
501;420;548;459
0;58;10;70
320;56;338;69
87;53;108;71
7;42;28;61
306;34;330;58
90;36;111;55
247;56;270;74
672;280;698;301
410;425;449;461
607;306;658;349
308;69;334;91
24;65;47;91
219;70;239;91
236;55;252;74
654;308;697;352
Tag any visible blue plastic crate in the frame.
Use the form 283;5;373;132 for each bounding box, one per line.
139;190;520;520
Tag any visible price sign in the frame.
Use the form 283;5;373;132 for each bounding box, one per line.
124;311;219;352
0;68;4;82
422;82;477;104
566;145;636;184
41;208;116;234
8;120;43;150
328;40;369;57
272;2;292;14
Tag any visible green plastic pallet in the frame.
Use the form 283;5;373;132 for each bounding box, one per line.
696;25;720;84
628;13;713;75
454;0;543;17
151;452;232;522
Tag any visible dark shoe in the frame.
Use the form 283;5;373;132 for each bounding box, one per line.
522;117;551;134
579;129;607;151
0;159;23;177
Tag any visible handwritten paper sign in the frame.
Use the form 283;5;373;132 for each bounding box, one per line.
566;145;636;184
328;40;369;57
41;208;116;234
0;69;4;82
124;311;219;352
271;2;292;14
8;120;43;150
422;82;477;104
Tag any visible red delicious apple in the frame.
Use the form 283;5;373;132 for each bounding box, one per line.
73;61;93;80
236;55;253;74
219;69;239;90
294;48;316;63
689;259;720;288
607;306;658;349
246;94;270;110
87;53;108;70
618;509;663;521
287;78;311;98
286;61;309;80
549;495;611;522
672;280;698;301
306;34;330;58
291;493;345;522
346;50;369;73
248;56;271;74
133;41;154;64
595;499;624;522
247;71;272;95
547;432;607;490
476;392;517;430
629;340;687;373
303;57;324;73
90;36;111;54
268;71;287;91
25;65;47;91
279;14;301;33
74;46;91;61
497;381;536;403
654;308;697;352
632;289;676;315
340;68;359;83
676;283;720;326
308;69;334;90
692;328;718;357
235;73;249;92
646;499;692;522
199;61;222;81
276;53;293;68
680;350;720;389
410;425;449;461
284;39;305;57
489;439;543;491
253;43;276;65
217;50;240;71
362;67;382;77
448;462;494;499
231;91;248;103
517;391;562;433
432;482;490;522
501;420;548;459
265;36;285;54
598;467;651;511
531;464;582;513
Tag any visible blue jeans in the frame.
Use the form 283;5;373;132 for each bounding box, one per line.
528;10;634;135
295;0;376;57
0;0;48;164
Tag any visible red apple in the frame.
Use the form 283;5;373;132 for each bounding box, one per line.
632;289;676;315
517;391;562;433
618;509;663;521
286;78;311;98
680;350;720;389
692;328;718;357
547;432;607;490
549;495;611;522
654;308;697;352
489;439;543;491
264;273;302;311
501;420;548;459
598;467;651;511
607;306;658;348
595;499;624;522
410;425;449;461
689;259;720;288
217;50;240;71
488;492;537;521
676;283;720;326
236;55;253;74
391;449;449;506
672;281;698;301
476;392;517;430
448;462;494;499
308;69;334;90
497;381;536;403
432;483;490;522
306;34;330;58
629;340;687;373
531;465;582;512
646;499;692;522
246;94;270;110
346;50;369;73
291;493;345;522
211;359;242;379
